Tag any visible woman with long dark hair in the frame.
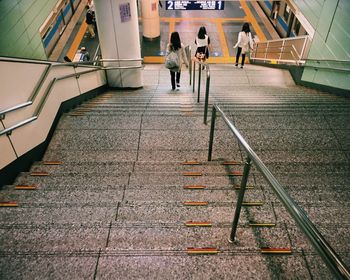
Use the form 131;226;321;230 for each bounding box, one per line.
195;26;211;61
167;31;188;90
233;22;254;68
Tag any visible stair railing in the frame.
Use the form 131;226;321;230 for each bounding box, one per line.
250;35;310;65
184;45;192;85
192;58;211;124
208;103;350;280
303;58;350;73
0;58;143;137
0;57;143;175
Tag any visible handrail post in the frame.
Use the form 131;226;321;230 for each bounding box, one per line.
192;59;196;93
229;156;252;243
300;37;308;60
189;57;192;86
279;39;285;61
264;42;269;63
188;47;192;86
197;63;202;103
208;105;217;161
204;67;210;124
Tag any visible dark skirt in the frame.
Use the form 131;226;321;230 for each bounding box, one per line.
195;46;209;59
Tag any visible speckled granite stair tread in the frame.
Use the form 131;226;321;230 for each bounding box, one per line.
116;202;274;224
1;64;349;280
0;206;116;226
0;226;292;253
29;161;244;173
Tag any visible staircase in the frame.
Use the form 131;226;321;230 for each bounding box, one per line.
0;64;349;279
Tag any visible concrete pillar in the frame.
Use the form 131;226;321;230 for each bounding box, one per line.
141;0;160;40
94;0;143;88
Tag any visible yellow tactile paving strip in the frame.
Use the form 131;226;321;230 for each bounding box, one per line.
66;21;88;61
146;2;268;64
69;3;270;64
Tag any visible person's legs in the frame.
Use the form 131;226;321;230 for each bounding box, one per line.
235;47;242;66
87;24;95;38
241;53;246;67
170;71;175;90
176;71;181;87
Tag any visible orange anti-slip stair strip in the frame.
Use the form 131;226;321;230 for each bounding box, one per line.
185;221;212;227
183;172;203;176
183;201;209;206
30;172;49;176
261;247;292;254
242;201;264;206
249;223;276;227
69;113;85;116
183;185;206;189
187;247;220;254
43;161;63;165
234;185;255;189
182;161;201;165
15;185;37;190
0;201;18;207
222;161;242;165
229;171;243;176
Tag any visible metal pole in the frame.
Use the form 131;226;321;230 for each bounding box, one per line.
192;60;196;93
197;63;202;103
204;69;210;124
264;42;269;63
189;59;192;86
279;39;285;61
208;106;216;161
229;157;252;243
300;37;308;60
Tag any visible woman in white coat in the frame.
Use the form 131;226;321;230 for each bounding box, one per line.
233;22;254;68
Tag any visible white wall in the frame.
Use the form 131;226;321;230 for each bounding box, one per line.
0;58;107;170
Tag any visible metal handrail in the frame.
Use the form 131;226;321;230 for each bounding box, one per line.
192;58;208;100
0;57;144;118
255;35;309;44
303;59;350;73
306;59;350;63
0;68;102;137
99;58;143;62
304;65;350;72
251;35;310;65
192;58;211;124
0;101;33;118
102;66;143;70
0;58;52;66
208;103;350;280
0;116;37;136
185;45;192;86
0;59;146;136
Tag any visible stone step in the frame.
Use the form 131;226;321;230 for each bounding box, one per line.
0;186;263;204
0;226;288;253
1;252;325;280
29;161;245;174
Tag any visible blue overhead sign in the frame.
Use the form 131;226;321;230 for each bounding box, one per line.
166;1;224;10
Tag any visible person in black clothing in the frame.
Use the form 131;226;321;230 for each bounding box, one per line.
85;5;95;38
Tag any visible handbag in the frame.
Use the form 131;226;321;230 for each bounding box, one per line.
165;51;180;71
196;46;208;62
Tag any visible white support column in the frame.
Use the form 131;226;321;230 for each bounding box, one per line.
94;0;143;88
140;0;160;40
